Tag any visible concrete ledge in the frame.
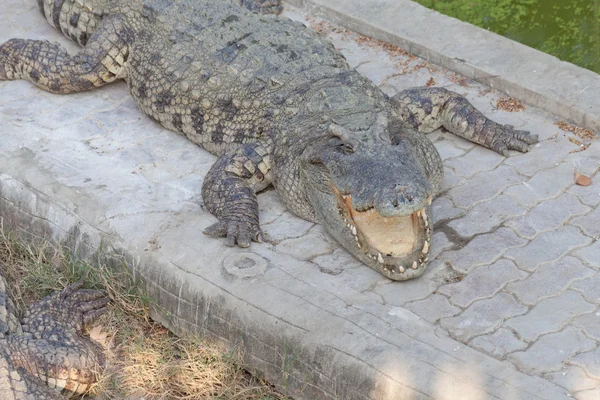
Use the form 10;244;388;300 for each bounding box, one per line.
286;0;600;133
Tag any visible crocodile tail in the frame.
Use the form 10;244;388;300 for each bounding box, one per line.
37;0;104;46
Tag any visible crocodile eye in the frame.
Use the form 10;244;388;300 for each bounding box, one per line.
328;137;356;154
338;142;355;154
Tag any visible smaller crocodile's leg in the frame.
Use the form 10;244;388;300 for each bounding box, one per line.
7;279;108;396
234;0;283;14
202;139;274;247
0;15;133;94
391;87;538;155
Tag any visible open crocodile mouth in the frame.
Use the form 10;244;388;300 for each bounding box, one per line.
334;188;432;276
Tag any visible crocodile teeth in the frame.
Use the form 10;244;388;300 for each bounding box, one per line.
357;243;361;249
377;253;384;264
412;261;418;269
351;225;357;236
427;196;432;205
422;241;429;254
399;266;405;273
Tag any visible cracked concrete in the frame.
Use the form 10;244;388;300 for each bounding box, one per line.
1;0;599;399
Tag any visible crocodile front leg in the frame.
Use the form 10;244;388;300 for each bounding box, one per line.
391;87;538;155
8;279;108;396
0;14;133;94
202;139;274;247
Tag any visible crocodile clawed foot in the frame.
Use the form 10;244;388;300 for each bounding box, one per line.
240;0;283;15
490;124;539;156
21;280;109;336
204;218;263;248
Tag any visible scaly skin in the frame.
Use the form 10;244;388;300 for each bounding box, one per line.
0;273;108;399
0;0;538;280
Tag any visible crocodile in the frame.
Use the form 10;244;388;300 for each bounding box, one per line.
0;272;108;399
0;0;538;280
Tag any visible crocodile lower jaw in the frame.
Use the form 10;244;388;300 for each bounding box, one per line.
337;191;432;279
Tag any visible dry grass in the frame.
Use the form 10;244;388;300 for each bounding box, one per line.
0;229;287;400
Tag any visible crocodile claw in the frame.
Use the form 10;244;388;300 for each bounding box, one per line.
491;124;538;156
204;219;263;248
21;280;109;336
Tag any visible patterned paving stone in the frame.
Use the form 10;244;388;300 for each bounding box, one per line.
439;259;527;308
546;365;600;393
405;294;461;324
448;195;527;237
504;162;575;207
509;327;596;374
505;291;596;343
444;146;504;178
470;328;527;359
276;227;335;261
441;227;527;274
505;138;576;177
571;207;600;239
440;293;527;342
574;240;600;269
507;194;590;239
432;196;463;223
504;226;592;272
573;311;600;341
372;261;445;306
262;211;314;243
506;257;595;305
569;172;600;207
440;165;467;192
433;137;467;160
447;165;526;209
312;248;364;275
429;231;455;260
572;347;600;379
572;275;600;303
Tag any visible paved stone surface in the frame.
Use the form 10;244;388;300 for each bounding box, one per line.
448;195;527;237
575;240;600;269
572;348;600;379
546;365;600;393
507;194;590;239
505;291;596;342
571;207;600;239
447;165;526;209
405;294;461;324
506;257;595;305
470;328;527;359
504;162;576;207
509;327;596;374
573;312;600;341
439;259;527;308
442;227;527;274
440;293;528;342
1;1;598;398
504;226;593;272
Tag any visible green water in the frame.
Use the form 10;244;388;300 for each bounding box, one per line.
413;0;600;74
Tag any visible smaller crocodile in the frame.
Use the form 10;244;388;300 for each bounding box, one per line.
0;272;108;399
